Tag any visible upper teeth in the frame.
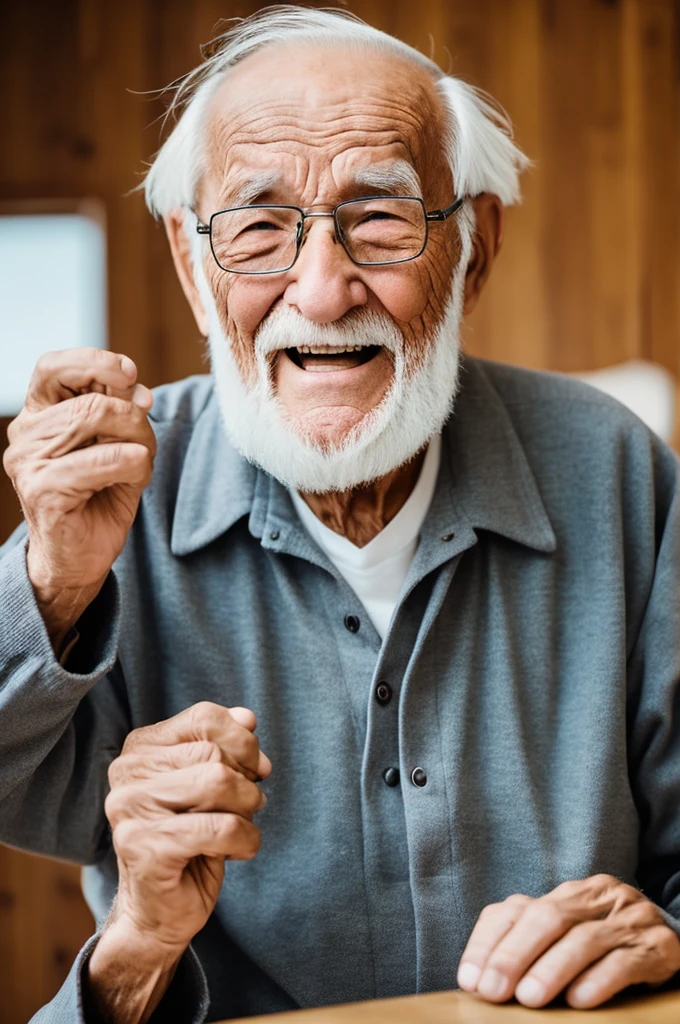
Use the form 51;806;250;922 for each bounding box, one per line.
296;345;365;354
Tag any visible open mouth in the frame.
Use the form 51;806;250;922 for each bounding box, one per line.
284;345;382;372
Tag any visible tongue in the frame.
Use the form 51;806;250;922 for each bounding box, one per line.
299;351;365;372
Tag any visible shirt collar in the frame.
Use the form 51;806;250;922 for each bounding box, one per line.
440;357;556;553
170;391;258;556
170;356;556;557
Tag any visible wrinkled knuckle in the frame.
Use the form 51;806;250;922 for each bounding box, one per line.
553;878;582;898
207;761;232;790
93;442;120;469
2;443;17;477
623;883;645;906
107;757;124;789
90;346;111;366
629;900;659;928
594;873;621;896
104;787;127;827
17;472;40;508
111;817;140;859
242;781;264;813
121;726;147;755
195;739;221;764
535;900;567;932
611;884;644;917
35;351;59;377
657;927;680;964
191;701;220;734
504;893;531;909
488;950;522;976
76;390;106;423
478;902;502;921
5;414;22;445
222;814;242;843
630;932;660;964
640;923;675;957
566;919;600;949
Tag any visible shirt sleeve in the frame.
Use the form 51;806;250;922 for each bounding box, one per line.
626;441;680;938
28;936;211;1024
0;527;128;863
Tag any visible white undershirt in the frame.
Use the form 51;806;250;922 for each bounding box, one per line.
290;435;441;639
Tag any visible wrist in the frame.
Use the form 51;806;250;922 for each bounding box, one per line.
27;549;106;651
86;920;186;1024
94;916;188;972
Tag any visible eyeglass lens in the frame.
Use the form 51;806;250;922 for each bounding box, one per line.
208;198;427;273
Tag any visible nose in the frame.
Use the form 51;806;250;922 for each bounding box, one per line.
282;216;368;323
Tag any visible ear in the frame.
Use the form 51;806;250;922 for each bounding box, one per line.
462;194;504;317
163;208;210;336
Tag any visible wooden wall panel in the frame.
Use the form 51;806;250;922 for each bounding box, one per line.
0;847;95;1024
0;2;678;1020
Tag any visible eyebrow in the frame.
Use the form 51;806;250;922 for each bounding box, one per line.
225;171;284;207
352;161;422;197
222;160;422;208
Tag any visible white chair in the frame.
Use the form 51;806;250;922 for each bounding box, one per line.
569;360;677;445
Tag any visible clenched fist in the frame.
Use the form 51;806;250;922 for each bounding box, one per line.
87;702;272;1023
3;348;156;650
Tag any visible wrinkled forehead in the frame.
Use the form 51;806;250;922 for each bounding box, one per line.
200;41;451;205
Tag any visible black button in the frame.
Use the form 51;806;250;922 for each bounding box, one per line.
441;533;454;542
344;614;360;633
383;767;400;787
270;529;280;541
375;682;392;705
411;767;428;787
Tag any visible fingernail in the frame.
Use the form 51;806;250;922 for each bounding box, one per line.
478;968;509;1000
569;982;598;1007
457;962;481;990
121;355;137;380
132;384;152;408
258;791;268;809
515;977;546;1006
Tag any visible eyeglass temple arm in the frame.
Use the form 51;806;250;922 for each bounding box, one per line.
426;197;465;222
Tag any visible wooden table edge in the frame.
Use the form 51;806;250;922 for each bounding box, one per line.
221;986;680;1023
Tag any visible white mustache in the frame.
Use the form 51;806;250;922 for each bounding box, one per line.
254;305;403;357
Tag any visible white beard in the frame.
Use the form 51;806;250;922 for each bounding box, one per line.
190;224;471;493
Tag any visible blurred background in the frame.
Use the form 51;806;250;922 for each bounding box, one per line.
0;0;678;1020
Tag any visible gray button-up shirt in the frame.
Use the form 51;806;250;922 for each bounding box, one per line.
1;356;679;1022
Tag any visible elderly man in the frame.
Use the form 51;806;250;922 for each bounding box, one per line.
1;7;679;1023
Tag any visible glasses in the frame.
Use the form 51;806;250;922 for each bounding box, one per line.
195;195;464;275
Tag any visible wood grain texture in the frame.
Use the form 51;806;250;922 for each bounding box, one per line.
0;2;678;1021
225;988;680;1024
0;846;94;1024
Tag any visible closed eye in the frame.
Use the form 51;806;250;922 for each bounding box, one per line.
359;210;397;223
242;220;284;232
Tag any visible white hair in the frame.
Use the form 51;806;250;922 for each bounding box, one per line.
143;5;530;216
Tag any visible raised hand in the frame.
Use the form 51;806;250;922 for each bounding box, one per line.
87;702;272;1023
3;348;156;648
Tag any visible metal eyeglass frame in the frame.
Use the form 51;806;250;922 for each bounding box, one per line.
195;194;465;275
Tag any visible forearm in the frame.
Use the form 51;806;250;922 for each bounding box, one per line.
0;539;125;857
85;924;184;1024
